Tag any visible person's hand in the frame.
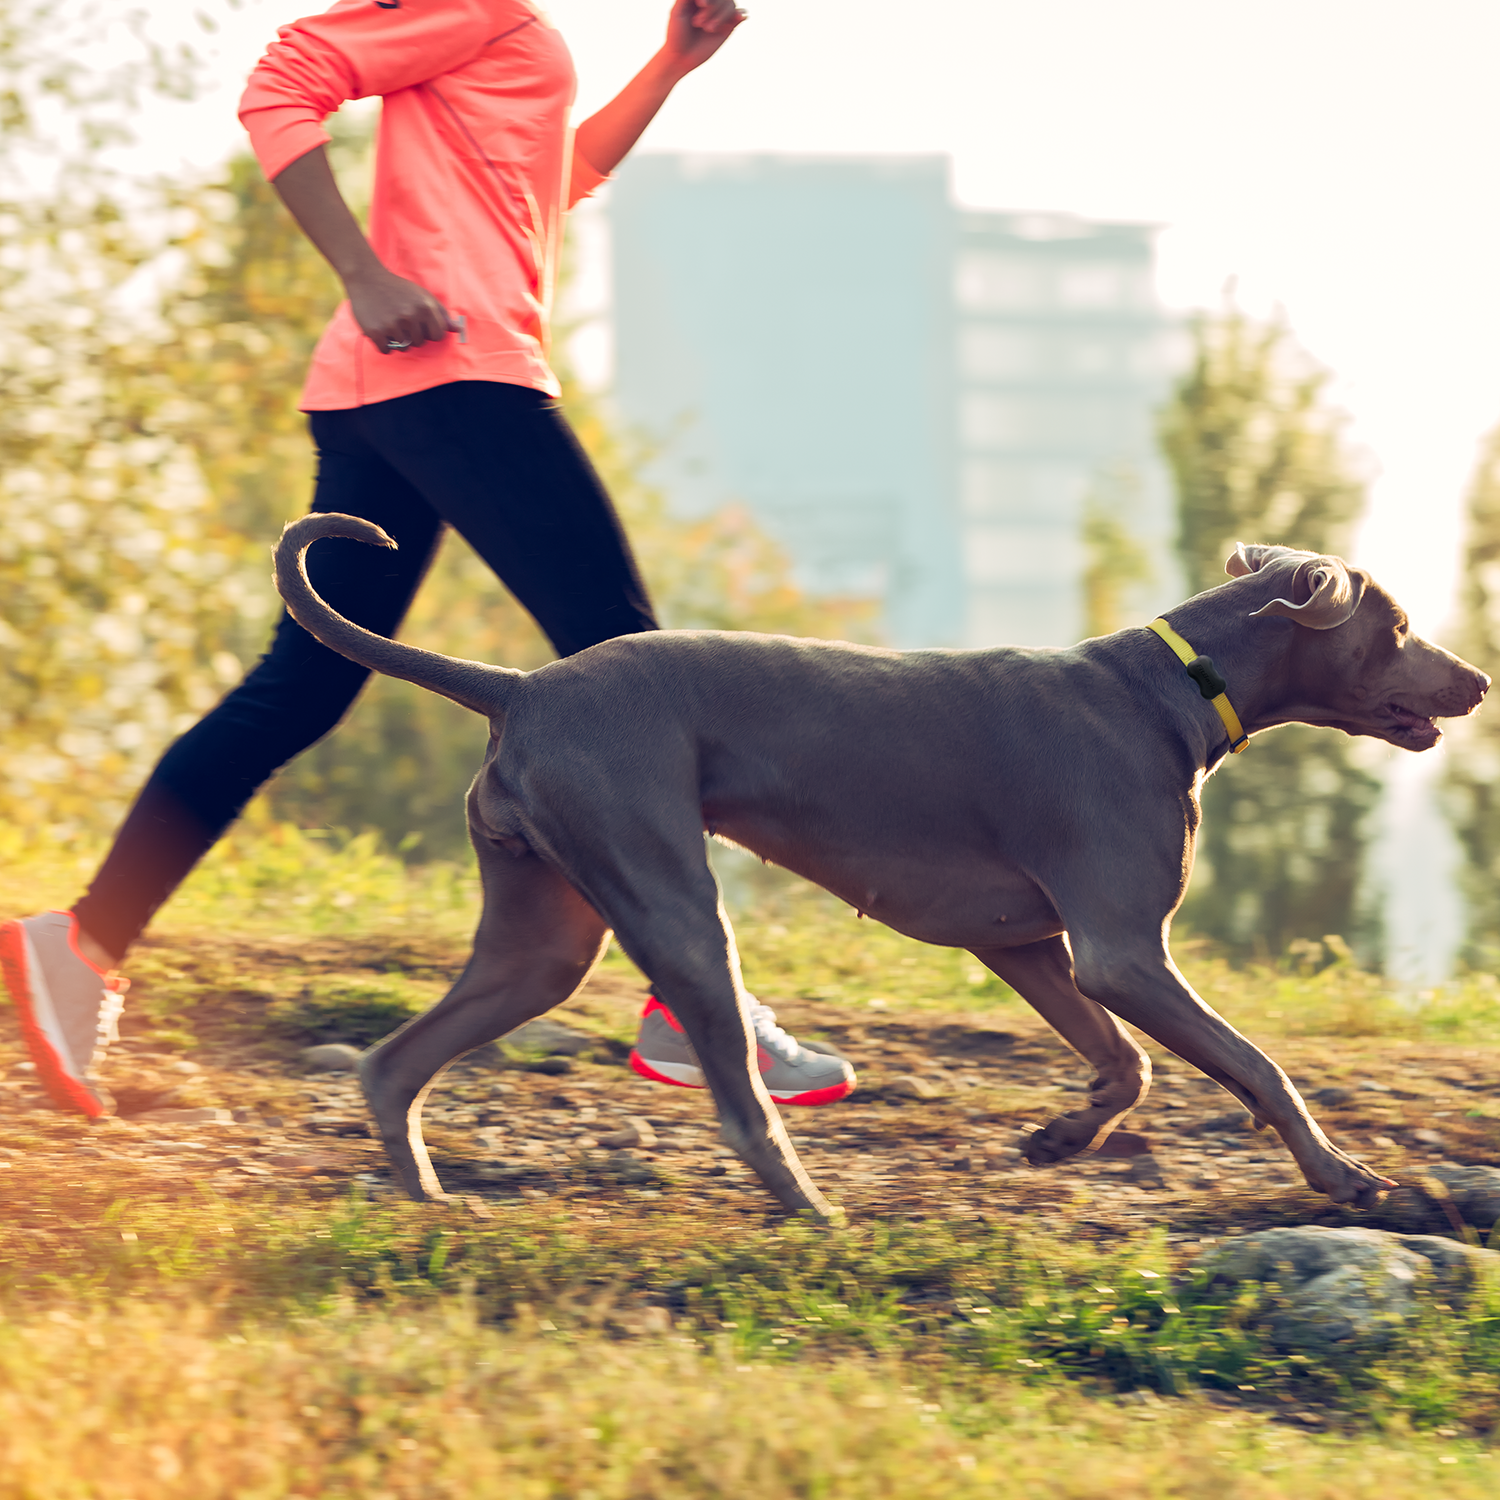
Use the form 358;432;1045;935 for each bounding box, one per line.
661;0;745;77
344;265;456;354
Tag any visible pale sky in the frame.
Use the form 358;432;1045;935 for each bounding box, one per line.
133;0;1500;636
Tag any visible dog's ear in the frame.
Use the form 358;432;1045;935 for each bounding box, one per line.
1248;556;1366;630
1225;542;1305;578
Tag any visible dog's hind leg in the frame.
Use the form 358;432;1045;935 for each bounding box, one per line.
359;839;609;1202
973;937;1152;1166
553;826;837;1221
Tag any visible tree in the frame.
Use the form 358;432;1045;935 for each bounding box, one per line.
1442;424;1500;965
1158;299;1382;960
0;0;258;840
1080;463;1154;640
1;57;874;858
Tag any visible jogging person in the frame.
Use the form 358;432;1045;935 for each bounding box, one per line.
1;0;854;1118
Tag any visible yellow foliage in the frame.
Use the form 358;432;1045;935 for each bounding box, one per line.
1;116;872;855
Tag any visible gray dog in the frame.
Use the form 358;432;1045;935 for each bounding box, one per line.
273;517;1488;1219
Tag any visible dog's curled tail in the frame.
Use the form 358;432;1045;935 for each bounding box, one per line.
273;513;523;719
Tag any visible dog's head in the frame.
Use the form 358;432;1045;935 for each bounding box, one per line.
1227;543;1489;750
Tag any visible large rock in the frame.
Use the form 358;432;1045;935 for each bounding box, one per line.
505;1018;598;1057
1384;1164;1500;1231
301;1043;363;1072
1193;1225;1500;1355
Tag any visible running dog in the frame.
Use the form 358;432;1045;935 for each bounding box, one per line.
273;516;1488;1218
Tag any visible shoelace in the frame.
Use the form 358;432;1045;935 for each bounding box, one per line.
96;987;125;1048
746;998;802;1063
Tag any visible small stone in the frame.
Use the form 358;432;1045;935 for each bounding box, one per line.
1311;1087;1353;1107
1371;1135;1398;1149
885;1075;941;1100
597;1116;658;1150
544;1092;579;1110
266;1152;331;1172
981;1143;1023;1162
301;1044;363;1073
134;1107;234;1125
1412;1128;1446;1147
520;1056;575;1076
307;1115;370;1137
1357;1080;1391;1093
151;1141;209;1155
1125;1154;1169;1187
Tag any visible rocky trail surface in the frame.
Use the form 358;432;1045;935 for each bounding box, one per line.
2;931;1497;1246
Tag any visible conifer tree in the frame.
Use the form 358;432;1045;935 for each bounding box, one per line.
1159;301;1381;959
1442;425;1500;964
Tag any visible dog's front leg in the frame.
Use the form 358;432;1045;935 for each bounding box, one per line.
974;937;1151;1164
1069;937;1395;1209
655;979;841;1222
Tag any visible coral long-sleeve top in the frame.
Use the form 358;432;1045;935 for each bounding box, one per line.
238;0;605;409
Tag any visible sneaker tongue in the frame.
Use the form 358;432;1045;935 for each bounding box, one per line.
747;1000;801;1062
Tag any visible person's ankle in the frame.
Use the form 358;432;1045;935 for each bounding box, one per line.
75;924;123;972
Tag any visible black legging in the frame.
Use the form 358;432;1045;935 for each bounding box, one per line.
74;380;658;956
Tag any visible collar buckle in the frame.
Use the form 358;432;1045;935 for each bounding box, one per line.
1147;618;1249;755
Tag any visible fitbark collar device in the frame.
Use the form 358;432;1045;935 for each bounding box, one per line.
1147;618;1249;755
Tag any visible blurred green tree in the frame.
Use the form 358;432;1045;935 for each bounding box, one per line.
1158;299;1382;961
1442;424;1500;965
155;133;874;856
1080;463;1153;639
1;43;874;861
0;0;259;840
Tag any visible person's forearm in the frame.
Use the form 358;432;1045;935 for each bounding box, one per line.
573;52;688;178
271;143;451;351
271;144;383;287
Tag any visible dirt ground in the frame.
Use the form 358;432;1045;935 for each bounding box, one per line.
2;931;1497;1243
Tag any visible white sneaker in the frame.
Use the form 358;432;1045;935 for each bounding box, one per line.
629;993;856;1106
0;911;124;1118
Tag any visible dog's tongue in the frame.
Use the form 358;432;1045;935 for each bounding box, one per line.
1390;703;1435;731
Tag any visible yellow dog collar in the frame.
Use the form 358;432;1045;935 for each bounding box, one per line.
1147;618;1249;755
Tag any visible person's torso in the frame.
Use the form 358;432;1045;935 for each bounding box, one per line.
304;0;576;408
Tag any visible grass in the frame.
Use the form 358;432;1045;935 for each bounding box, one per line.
1;1188;1498;1497
3;821;1500;1495
4;1188;1500;1426
3;1296;1496;1499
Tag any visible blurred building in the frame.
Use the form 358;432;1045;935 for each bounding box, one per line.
607;154;1181;648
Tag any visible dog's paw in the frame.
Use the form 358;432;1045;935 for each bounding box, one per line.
1307;1149;1396;1210
1022;1117;1095;1167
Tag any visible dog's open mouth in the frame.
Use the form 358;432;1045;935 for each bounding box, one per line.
1387;702;1441;743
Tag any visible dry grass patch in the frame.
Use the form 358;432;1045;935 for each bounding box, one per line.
0;1300;1494;1500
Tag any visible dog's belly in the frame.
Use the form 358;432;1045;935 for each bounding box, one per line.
713;823;1062;950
